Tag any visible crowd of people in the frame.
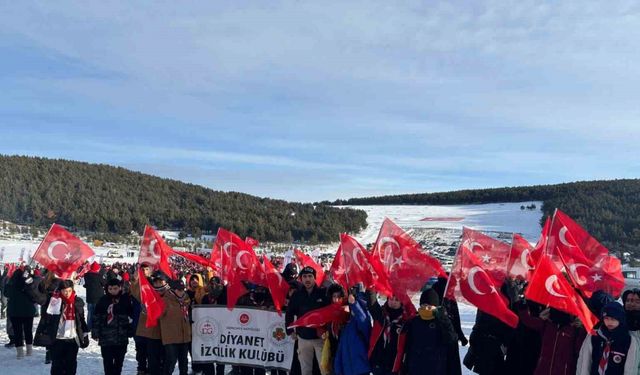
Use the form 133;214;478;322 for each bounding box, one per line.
1;257;640;375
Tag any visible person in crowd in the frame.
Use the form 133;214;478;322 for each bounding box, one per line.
518;305;587;375
622;289;640;334
282;263;299;283
1;265;16;347
368;293;409;375
159;279;192;375
187;273;207;305
463;309;514;375
131;269;169;375
577;301;640;374
131;263;151;375
92;277;134;375
432;276;468;375
333;287;372;375
321;283;346;374
5;266;43;359
38;279;90;375
83;261;105;330
199;276;227;375
286;266;329;375
402;288;457;375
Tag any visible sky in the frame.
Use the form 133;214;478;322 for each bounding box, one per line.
1;1;640;202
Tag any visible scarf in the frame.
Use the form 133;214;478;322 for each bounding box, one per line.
61;291;76;322
383;306;404;346
597;329;612;375
418;307;435;321
107;295;120;325
172;291;189;321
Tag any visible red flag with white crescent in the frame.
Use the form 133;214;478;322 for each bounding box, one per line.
138;225;175;279
445;244;518;328
525;252;598;333
294;249;325;286
32;224;95;280
461;227;511;285
547;210;624;298
212;228;248;282
339;233;393;296
138;268;166;328
507;234;536;281
371;218;446;295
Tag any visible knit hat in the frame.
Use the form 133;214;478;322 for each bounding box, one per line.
419;288;440;306
90;262;101;273
107;277;123;287
602;302;626;325
299;266;316;278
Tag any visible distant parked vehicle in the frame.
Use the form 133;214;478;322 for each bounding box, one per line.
623;266;640;291
106;249;124;258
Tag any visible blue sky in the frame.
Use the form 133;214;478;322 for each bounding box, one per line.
1;1;640;202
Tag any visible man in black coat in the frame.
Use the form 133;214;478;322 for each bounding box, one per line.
83;261;105;330
285;267;329;375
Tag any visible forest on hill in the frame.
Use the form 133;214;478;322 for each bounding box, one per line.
0;155;367;243
333;179;640;255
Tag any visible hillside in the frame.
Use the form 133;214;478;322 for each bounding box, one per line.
0;155;367;243
333;179;640;254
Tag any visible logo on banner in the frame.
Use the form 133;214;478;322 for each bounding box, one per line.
268;321;289;346
196;318;220;342
238;312;251;326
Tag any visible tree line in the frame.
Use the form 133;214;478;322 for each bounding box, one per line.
332;179;640;256
0;155;367;243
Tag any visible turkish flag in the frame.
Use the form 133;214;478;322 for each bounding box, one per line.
371;218;446;295
138;268;166;328
461;227;511;284
294;249;325;286
139;226;175;279
529;217;551;267
329;244;346;289
32;224;95;279
339;233;393;295
547;210;624;298
445;244;518;328
525;252;598;333
245;237;260;248
288;302;349;329
262;255;289;313
507;234;536;281
212;228;249;282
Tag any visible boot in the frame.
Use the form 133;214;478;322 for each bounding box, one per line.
45;349;52;364
16;346;24;359
26;344;33;356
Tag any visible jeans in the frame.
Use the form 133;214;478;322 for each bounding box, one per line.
134;335;148;372
87;303;96;330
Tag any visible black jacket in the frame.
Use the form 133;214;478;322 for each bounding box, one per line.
83;272;105;304
35;295;89;348
92;292;134;347
285;285;329;339
5;274;45;317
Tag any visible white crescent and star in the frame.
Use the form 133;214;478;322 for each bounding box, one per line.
559;227;575;247
222;242;236;258
235;250;250;270
351;247;363;270
568;263;590;285
47;240;69;261
468;266;495;295
545;275;567;298
148;239;160;259
520;249;535;271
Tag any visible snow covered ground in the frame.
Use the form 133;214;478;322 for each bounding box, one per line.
0;202;542;374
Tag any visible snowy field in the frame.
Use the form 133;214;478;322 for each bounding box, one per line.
0;202;542;374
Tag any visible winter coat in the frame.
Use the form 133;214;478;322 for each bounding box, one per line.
519;307;586;375
92;292;134;347
576;328;639;375
368;301;407;374
464;310;513;375
5;275;40;318
186;274;207;305
130;279;162;340
159;290;192;345
35;294;89;348
403;307;457;375
334;294;371;375
286;285;329;339
83;272;105;304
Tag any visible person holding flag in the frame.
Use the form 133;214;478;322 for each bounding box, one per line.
367;292;410;375
286;266;330;375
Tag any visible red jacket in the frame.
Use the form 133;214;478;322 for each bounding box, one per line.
519;307;586;375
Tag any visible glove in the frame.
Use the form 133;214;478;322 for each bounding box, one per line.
460;336;468;346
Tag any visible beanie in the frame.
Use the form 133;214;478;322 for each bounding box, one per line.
602;301;626;326
299;266;316;278
419;288;440;306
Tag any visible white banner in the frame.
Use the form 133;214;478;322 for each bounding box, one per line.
192;306;294;371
